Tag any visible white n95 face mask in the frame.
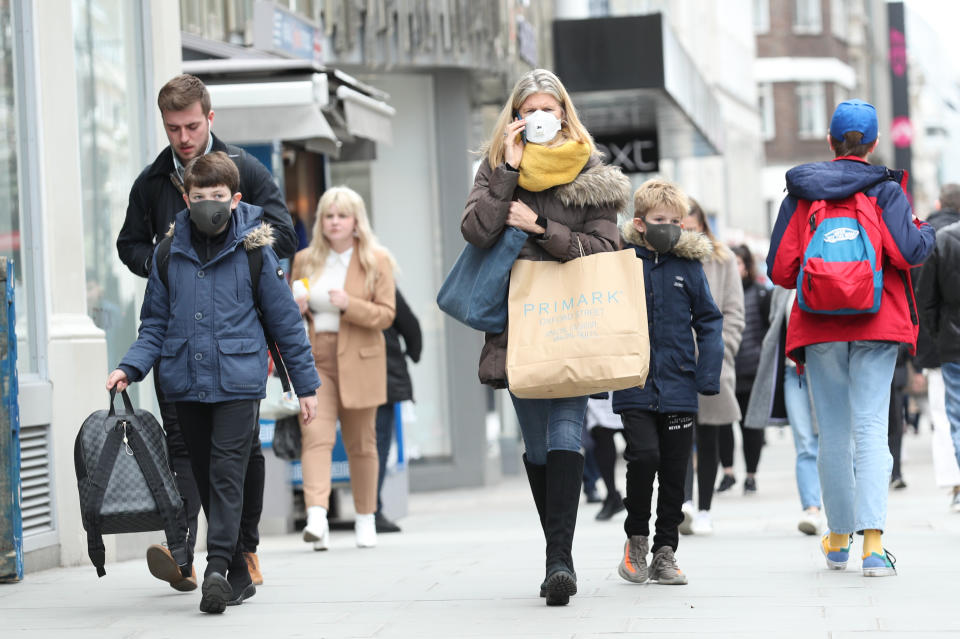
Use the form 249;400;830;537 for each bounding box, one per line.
523;110;562;145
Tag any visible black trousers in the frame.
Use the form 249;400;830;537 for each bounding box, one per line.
718;391;765;473
375;402;394;514
683;421;721;511
621;410;695;552
157;375;264;559
175;400;259;567
889;380;904;480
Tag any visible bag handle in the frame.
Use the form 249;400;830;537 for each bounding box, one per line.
107;388;136;417
575;236;585;259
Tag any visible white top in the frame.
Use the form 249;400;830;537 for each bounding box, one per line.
308;248;353;332
785;289;797;369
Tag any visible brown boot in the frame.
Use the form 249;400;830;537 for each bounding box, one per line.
146;544;197;592
243;552;263;586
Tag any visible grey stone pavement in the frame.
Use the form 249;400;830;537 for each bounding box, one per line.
3;425;960;638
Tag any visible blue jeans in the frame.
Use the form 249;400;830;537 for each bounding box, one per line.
783;366;821;511
941;361;960;470
510;394;587;465
805;340;897;534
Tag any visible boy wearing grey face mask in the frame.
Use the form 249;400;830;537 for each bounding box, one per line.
611;178;724;586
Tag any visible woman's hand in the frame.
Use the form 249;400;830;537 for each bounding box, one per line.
329;289;350;311
300;395;318;425
106;369;129;392
504;117;526;169
506;200;545;234
296;296;309;315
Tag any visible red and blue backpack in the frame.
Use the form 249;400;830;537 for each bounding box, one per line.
796;190;884;315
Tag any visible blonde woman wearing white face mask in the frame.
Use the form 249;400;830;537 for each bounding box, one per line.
290;186;396;551
461;68;630;606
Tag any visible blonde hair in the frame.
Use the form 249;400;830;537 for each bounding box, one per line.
633;178;689;220
303;186;396;293
484;69;595;169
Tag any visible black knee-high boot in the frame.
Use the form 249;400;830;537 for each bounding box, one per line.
523;454;549;598
544;449;584;606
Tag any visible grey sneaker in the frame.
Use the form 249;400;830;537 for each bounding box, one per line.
649;546;688;585
617;535;649;583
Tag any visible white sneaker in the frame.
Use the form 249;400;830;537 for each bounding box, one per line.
303;506;330;550
678;501;695;535
951;490;960;513
690;510;713;535
355;513;377;548
797;508;823;536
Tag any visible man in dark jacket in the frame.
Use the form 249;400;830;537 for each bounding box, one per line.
374;288;421;533
916;219;960;481
116;74;296;591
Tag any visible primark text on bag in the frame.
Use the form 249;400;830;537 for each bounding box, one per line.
506;248;649;398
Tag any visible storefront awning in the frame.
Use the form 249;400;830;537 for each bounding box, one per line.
204;75;341;156
336;85;396;145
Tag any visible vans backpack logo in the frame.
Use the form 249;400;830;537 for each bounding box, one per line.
797;191;884;315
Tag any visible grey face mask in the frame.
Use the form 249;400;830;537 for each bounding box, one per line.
644;223;682;254
189;199;232;236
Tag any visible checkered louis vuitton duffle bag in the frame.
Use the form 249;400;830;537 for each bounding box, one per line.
74;389;188;577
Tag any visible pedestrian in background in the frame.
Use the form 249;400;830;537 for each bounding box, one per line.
116;74;298;592
107;152;320;613
291;185;397;551
768;99;934;576
613;178;723;587
680;200;744;537
461;68;629;606
745;286;823;535
374;287;421;533
585;394;626;520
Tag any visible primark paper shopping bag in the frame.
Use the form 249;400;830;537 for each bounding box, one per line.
506;249;649;399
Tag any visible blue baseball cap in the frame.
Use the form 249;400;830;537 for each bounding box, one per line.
830;99;878;144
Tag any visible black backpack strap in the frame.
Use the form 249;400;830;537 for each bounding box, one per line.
82;423;125;577
123;422;190;574
155;235;173;290
247;246;292;392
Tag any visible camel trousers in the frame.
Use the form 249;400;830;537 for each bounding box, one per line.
300;331;379;514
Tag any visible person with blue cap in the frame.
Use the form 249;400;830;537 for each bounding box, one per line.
766;99;935;577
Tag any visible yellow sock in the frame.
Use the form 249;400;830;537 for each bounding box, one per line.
863;529;882;557
828;532;849;549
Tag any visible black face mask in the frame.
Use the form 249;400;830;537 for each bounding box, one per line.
644;223;682;254
189;199;232;236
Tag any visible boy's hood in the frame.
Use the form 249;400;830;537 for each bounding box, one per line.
620;220;714;261
167;201;275;250
785;158;891;201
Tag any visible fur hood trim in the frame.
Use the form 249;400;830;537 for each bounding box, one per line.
620;221;714;262
555;157;632;213
164;220;275;250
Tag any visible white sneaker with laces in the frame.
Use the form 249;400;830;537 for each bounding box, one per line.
355;513;377;548
690;510;713;535
798;508;823;536
303;506;330;550
678;501;695;536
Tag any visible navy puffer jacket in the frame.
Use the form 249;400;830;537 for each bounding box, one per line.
119;202;320;403
612;226;724;415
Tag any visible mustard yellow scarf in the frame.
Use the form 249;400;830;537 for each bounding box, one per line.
517;140;591;192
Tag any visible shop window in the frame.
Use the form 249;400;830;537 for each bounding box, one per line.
796;82;826;140
831;0;848;41
73;0;150;373
1;0;40;375
793;0;822;34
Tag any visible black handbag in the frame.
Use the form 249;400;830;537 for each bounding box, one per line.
272;415;302;461
74;390;188;577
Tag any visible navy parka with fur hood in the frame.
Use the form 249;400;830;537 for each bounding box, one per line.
612;225;724;415
119;201;320;403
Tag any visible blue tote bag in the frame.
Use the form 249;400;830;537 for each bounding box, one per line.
436;226;528;333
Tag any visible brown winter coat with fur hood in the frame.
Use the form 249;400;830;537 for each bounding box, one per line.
460;155;631;388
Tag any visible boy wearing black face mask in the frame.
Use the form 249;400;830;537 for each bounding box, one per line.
106;152;321;614
611;178;724;586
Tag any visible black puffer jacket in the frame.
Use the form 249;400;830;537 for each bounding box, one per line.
913;208;960;368
734;280;770;394
385;288;422;403
117;134;297;278
916;220;960;365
